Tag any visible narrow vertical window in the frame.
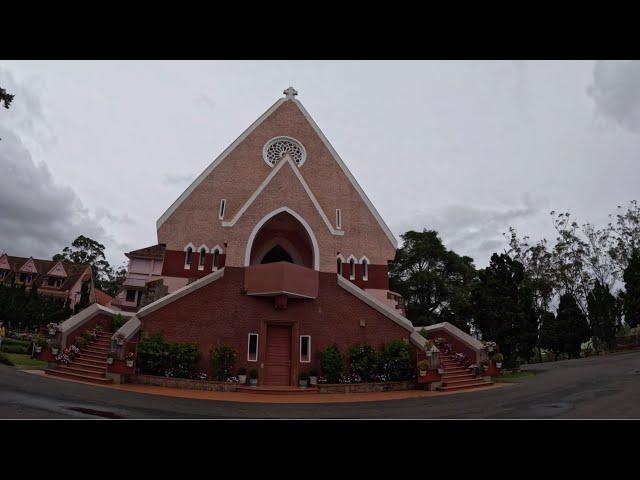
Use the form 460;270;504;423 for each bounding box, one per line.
335;209;342;229
212;249;220;270
362;258;368;281
337;258;342;275
349;258;355;280
300;335;311;363
247;333;259;362
184;247;193;266
199;248;206;269
219;199;226;220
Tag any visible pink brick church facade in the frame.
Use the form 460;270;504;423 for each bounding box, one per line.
112;87;425;386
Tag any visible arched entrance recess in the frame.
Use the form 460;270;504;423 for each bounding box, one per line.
244;207;319;270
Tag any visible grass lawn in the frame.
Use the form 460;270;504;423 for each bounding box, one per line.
493;371;536;383
3;353;47;369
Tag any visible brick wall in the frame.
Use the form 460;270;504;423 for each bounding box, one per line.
139;267;416;382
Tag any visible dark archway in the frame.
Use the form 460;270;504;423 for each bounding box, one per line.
248;211;315;269
261;245;293;264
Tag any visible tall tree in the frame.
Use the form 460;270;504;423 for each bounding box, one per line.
608;200;640;275
389;230;477;331
556;293;591;358
587;281;619;350
621;249;640;328
0;86;14;109
471;253;538;366
539;311;563;360
54;235;122;296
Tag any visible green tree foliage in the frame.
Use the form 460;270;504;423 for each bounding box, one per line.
538;311;563;360
319;343;344;383
471;253;538;366
54;235;124;297
587;281;619;349
377;340;414;381
621;249;640;328
556;293;591;358
389;230;476;331
0;86;14;109
0;283;73;329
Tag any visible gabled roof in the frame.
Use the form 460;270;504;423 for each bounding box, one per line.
46;260;68;278
0;254;92;291
19;257;38;273
125;243;166;260
155;90;398;248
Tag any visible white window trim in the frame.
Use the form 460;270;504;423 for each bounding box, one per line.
336;254;345;276
300;335;311;363
247;333;259;362
218;199;226;220
360;256;370;281
347;254;357;280
335;209;342;230
211;244;224;271
184;243;195;269
197;245;209;270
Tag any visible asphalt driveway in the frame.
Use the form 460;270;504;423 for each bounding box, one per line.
1;350;639;418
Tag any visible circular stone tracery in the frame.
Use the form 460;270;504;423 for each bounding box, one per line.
262;136;306;167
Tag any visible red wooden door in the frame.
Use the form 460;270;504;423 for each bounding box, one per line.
265;325;292;386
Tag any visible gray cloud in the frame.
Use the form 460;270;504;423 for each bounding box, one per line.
588;60;640;134
0;67;123;264
193;94;216;112
162;173;194;186
392;199;539;266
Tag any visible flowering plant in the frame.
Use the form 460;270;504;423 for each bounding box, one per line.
417;360;430;371
226;376;239;383
338;373;362;384
46;323;60;335
482;341;497;352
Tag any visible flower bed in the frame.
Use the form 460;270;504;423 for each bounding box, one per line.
133;374;239;392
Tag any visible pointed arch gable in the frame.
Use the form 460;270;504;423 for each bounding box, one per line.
244;207;320;271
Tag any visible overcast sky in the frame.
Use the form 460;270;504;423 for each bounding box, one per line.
0;60;638;269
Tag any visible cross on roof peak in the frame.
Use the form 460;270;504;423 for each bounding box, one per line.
283;86;298;99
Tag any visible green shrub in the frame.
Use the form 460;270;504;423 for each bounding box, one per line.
309;367;318;377
0;344;29;355
137;333;201;378
299;371;309;380
167;342;201;378
378;340;414;381
74;336;87;348
348;343;378;382
319;343;344;383
0;353;14;366
237;367;247;375
113;314;126;331
210;345;236;381
249;368;258;379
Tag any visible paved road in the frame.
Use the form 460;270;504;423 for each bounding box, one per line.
1;351;639;418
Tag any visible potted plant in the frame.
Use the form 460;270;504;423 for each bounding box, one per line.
309;367;318;385
437;365;445;374
417;359;430;377
237;367;247;384
125;351;135;368
32;334;45;354
50;343;60;356
74;336;87;348
47;323;58;336
95;324;103;333
249;368;258;386
299;371;309;388
106;352;114;365
115;332;125;346
493;353;504;369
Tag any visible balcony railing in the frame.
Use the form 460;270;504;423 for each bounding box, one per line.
244;262;318;299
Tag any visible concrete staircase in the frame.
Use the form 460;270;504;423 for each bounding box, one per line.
45;331;113;385
437;353;493;391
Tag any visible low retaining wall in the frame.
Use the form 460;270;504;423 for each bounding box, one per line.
317;381;416;393
133;374;239;392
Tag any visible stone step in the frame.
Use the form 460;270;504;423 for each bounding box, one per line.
441;373;477;381
45;368;113;385
76;352;108;361
58;364;108;377
84;347;109;354
442;377;490;387
74;355;107;366
67;361;107;373
437;381;493;391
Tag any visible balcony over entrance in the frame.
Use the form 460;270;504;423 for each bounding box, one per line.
244;261;318;300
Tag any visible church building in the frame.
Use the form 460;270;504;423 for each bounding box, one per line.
108;87;428;386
